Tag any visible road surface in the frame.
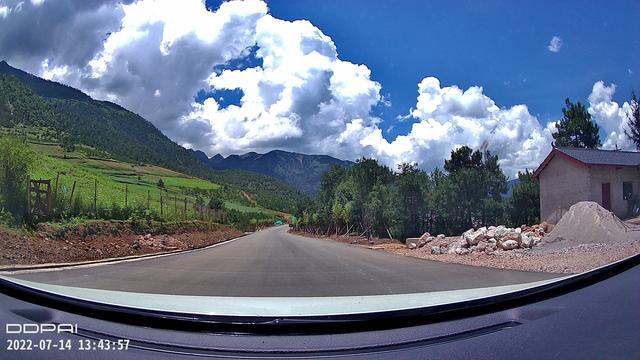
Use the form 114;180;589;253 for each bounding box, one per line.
7;226;559;296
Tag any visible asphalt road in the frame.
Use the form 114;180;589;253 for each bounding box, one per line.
7;226;559;296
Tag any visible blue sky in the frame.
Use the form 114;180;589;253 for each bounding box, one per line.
2;0;638;175
263;0;639;140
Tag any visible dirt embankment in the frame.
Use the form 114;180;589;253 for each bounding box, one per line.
0;220;242;266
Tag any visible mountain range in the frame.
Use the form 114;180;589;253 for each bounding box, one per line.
190;149;353;194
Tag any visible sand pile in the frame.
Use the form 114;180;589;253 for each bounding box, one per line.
545;201;629;248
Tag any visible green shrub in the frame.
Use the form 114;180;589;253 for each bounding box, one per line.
0;136;36;223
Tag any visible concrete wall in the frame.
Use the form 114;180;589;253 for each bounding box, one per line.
539;155;590;223
587;166;640;218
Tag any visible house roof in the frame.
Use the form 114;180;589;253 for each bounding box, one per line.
533;147;640;178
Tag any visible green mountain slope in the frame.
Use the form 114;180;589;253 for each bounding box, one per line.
0;60;213;177
0;61;303;213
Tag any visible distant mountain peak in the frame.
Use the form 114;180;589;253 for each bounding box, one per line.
192;149;353;194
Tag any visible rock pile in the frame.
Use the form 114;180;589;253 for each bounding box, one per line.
133;234;185;250
407;223;549;255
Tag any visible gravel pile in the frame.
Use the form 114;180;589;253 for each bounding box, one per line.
544;201;634;249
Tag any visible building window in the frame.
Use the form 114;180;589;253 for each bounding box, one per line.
623;181;633;200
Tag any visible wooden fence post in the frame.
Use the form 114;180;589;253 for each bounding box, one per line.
125;184;128;208
160;195;163;217
46;180;52;216
53;172;60;205
69;180;76;210
147;190;150;210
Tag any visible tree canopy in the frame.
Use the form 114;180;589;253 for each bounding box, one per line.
624;92;640;149
552;98;601;148
508;170;540;226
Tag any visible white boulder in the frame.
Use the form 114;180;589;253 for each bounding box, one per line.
448;239;468;254
503;229;522;243
464;228;486;246
494;225;508;238
501;239;519;250
475;240;488;252
521;235;533;248
416;238;428;248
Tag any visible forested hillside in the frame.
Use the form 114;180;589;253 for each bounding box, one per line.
0;62;303;213
0;64;213;177
209;169;308;214
0;60;91;101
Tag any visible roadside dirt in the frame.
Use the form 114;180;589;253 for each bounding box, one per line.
382;240;640;274
0;221;242;266
289;230;400;247
291;229;640;274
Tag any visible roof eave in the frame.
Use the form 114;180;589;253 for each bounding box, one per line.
533;148;588;178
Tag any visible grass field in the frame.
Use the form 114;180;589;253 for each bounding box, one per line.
29;143;217;217
223;201;284;216
0;127;286;219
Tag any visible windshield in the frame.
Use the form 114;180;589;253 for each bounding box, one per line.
0;0;638;320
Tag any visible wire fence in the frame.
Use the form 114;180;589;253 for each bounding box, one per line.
29;173;227;223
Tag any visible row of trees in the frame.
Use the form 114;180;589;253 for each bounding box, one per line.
292;146;539;240
293;92;640;240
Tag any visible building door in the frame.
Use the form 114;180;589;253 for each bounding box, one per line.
602;182;611;210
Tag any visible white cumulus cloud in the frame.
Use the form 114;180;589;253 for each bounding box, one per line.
180;13;383;156
588;81;635;150
548;36;563;53
336;77;555;177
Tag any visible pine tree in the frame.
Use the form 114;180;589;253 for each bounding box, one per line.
624;92;640;149
552;98;601;148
